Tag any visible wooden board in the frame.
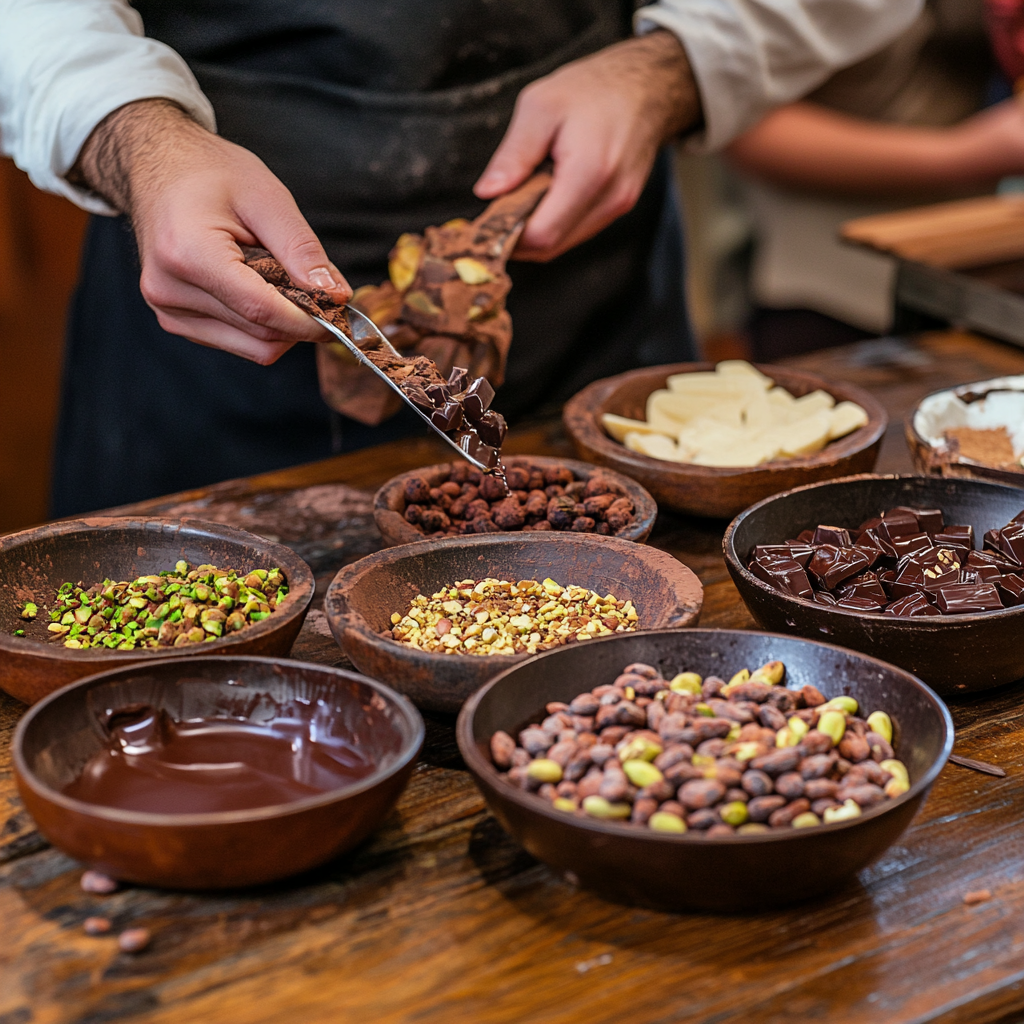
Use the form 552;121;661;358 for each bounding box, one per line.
842;194;1024;270
2;332;1024;1024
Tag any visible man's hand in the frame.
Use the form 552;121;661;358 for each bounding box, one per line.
70;100;351;365
475;30;700;262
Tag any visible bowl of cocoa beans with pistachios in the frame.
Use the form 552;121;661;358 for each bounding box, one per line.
0;517;314;705
457;628;952;912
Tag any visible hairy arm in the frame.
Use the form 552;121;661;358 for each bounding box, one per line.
727;100;1024;198
70;99;351;364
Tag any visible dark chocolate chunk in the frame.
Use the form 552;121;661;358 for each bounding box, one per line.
996;573;1024;606
402;382;433;410
475;409;508;448
457;431;498;468
430;399;464;432
891;532;933;559
796;530;815;544
813;525;851;548
814;591;838;605
837;594;885;613
937;524;974;550
752;544;814;567
425;383;450;408
878;509;920;541
935;582;1004;614
967;549;1018;575
912;508;945;534
807;545;870;590
997;521;1024;565
837;572;888;606
751;556;814;599
447;366;469;392
462;377;495;422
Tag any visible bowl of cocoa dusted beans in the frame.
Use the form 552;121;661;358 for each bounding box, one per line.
457;628;952;912
373;455;657;547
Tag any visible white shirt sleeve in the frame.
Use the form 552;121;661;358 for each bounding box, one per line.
636;0;925;152
0;0;215;214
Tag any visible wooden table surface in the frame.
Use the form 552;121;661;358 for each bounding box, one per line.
3;332;1024;1024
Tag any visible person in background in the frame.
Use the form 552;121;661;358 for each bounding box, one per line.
725;0;1024;359
0;0;921;514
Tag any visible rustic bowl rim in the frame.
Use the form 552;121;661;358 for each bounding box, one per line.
13;654;425;827
563;361;888;480
325;531;704;669
904;379;1024;482
371;454;658;545
456;627;954;844
0;516;315;664
722;472;1024;628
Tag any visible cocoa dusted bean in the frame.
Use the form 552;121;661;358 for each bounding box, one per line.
678;778;726;810
839;733;871;763
686;808;719;830
758;704;788;731
799;753;835;779
804;778;838;800
769;798;811;828
738;722;764;742
800;732;834;756
774;772;805;800
799;685;826;707
702;676;726;699
490;731;516;769
404;475;431;504
750;747;802;777
742;769;774;797
747;795;787;822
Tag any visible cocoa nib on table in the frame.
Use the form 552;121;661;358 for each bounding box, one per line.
748;503;1024;616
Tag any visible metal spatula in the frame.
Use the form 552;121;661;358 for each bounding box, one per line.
313;306;496;472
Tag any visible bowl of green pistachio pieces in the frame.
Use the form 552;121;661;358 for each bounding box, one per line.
0;517;314;705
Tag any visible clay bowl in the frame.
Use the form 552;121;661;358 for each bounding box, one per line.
457;628;952;913
906;379;1024;487
563;362;886;519
724;474;1024;696
14;656;424;889
373;455;658;548
0;518;314;705
325;532;703;714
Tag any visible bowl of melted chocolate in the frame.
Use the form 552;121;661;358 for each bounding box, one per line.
724;475;1024;696
13;656;424;889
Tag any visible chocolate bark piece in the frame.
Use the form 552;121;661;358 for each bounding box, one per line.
963;564;1001;583
996;573;1024;606
814;591;838;605
858;528;897;560
889;561;929;600
750;555;814;598
837;572;888;606
935;582;1004;614
967;549;1019;575
878;509;920;541
912;507;945;534
813;525;851;548
884;593;941;617
448;366;468;392
807;545;871;590
877;568;897;593
796;530;815;543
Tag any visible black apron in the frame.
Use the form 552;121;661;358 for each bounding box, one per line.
52;0;694;516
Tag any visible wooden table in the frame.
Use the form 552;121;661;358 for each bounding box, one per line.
3;331;1024;1024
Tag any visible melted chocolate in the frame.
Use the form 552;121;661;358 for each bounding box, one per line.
64;707;375;814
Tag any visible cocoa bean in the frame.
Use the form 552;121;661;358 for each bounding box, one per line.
702;676;726;699
798;753;835;779
708;699;754;724
727;681;773;703
637;779;674;803
774;772;805;800
657;712;691;742
841;783;887;808
800;732;834;756
804;778;838;800
556;781;577;798
750;747;801;776
839;734;871;763
665;761;705;785
866;731;894;762
546;740;577;767
595;705;620;729
657;801;685;818
696;738;728;758
769;798;811;828
758;704;788;731
646;701;666;731
766;688;797;713
631;797;658;824
686;808;719;830
511;748;530;768
706;823;736;837
519;727;551;756
799;685;826;707
542;712;572;734
615;701;647;727
571;715;595;733
588;744;615;766
653;744;694;771
725;787;749;803
599;725;629;745
577;769;604;798
490;730;516;769
678;778;726;810
747;795;787;822
742;769;774;797
811;798;841;817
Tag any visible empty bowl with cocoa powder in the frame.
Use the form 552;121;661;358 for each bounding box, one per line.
373;455;657;547
325;532;703;714
457;628;952;912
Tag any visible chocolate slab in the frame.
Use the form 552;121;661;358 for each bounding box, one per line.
807;545;871;589
884;593;941;617
996;573;1024;606
935;582;1003;614
813;525;851;547
752;556;815;599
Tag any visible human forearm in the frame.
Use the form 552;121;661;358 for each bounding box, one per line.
727;101;1024;198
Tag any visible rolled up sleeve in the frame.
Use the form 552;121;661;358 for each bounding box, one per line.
636;0;924;151
0;0;215;213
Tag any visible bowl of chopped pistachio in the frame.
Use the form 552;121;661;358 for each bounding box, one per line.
0;517;314;705
324;532;703;713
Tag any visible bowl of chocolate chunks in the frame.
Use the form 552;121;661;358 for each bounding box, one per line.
373;455;657;547
457;628;952;912
724;474;1024;695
